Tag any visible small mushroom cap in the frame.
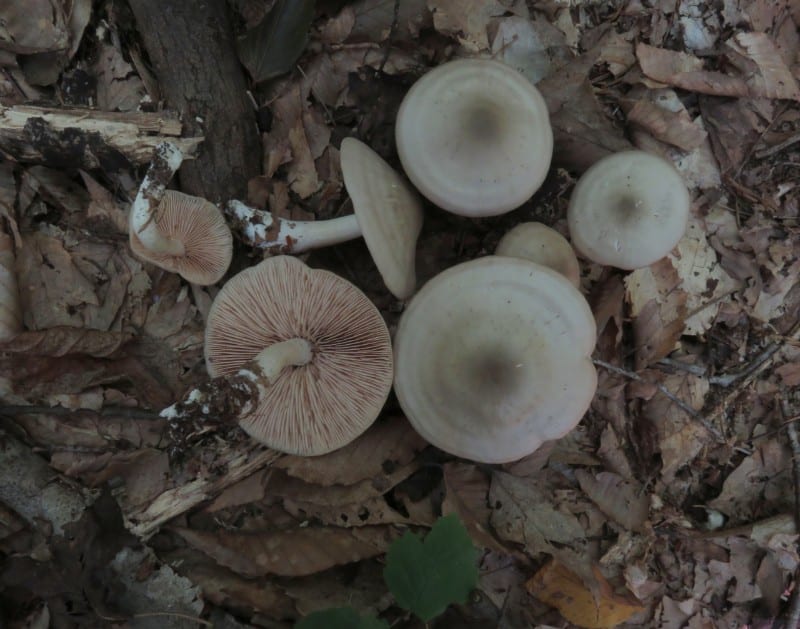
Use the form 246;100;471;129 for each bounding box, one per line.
205;256;393;456
567;150;691;270
496;222;581;288
130;190;232;285
395;58;553;217
340;138;423;299
394;257;597;464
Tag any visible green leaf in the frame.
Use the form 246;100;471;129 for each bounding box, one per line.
295;607;389;629
237;0;316;83
383;514;479;622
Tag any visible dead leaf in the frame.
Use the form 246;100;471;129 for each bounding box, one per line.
274;416;427;486
283;495;425;528
428;0;507;51
489;16;571;84
636;42;749;97
728;32;800;100
0;0;70;54
350;0;431;42
0;327;130;357
574;470;649;532
527;560;645;628
91;42;146;112
443;463;508;552
172;525;397;577
626;258;689;369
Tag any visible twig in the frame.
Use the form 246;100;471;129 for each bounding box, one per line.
593;358;725;443
780;395;800;628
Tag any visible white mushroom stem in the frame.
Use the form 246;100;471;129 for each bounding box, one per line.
129;142;185;256
225;200;363;253
238;338;313;388
161;338;313;425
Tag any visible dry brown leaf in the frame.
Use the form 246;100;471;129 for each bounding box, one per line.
624;96;706;152
0;327;130;357
728;31;800;100
428;0;507;51
442;463;508;552
283;559;393;616
636;42;749;97
489;16;571;84
626;258;689;369
283;495;423;528
171;525;397;577
574;470;649;532
708;440;793;521
527;560;645;628
350;0;431;42
598;31;637;76
79;171;128;234
274;416;426;486
92;42;146;112
0;0;70;54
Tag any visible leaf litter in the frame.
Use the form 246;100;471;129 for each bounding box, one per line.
0;0;799;627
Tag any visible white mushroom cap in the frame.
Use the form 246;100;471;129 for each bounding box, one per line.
496;222;581;289
340;138;423;299
394;257;597;464
567;150;691;270
395;58;553;217
130;190;233;285
204;256;393;456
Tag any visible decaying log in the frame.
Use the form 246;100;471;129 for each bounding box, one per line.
121;443;281;539
0;104;201;170
128;0;262;202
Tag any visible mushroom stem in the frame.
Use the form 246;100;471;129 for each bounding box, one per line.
161;338;313;444
129;142;186;256
225;200;363;254
240;338;313;387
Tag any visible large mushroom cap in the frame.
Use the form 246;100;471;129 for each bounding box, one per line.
204;256;393;456
394;257;597;464
395;58;553;217
340;138;423;299
130;190;232;285
567;150;691;270
496;222;581;289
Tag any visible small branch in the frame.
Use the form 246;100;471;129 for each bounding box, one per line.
593;358;725;443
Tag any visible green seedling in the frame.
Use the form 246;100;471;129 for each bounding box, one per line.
295;514;479;628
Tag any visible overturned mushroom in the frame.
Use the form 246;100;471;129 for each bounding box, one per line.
496;222;581;289
164;256;394;456
129;142;232;285
394;256;597;464
395;58;553;217
226;138;423;299
567;150;690;270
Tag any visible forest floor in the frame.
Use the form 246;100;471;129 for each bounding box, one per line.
0;0;799;627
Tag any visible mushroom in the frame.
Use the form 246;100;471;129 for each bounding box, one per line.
496;222;581;289
170;255;394;456
395;58;553;217
567;150;691;270
225;138;423;299
129;142;233;285
393;256;597;464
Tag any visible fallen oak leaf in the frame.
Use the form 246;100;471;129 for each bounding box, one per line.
527;560;645;628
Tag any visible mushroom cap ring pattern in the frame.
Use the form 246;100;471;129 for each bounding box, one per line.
204;256;394;456
395;58;554;217
393;256;597;464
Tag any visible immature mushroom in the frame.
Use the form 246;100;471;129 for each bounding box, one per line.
225;138;423;299
202;255;393;455
129;142;233;285
395;58;553;217
394;257;597;464
496;222;581;289
567;150;690;270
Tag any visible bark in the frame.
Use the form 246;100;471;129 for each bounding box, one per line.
128;0;262;203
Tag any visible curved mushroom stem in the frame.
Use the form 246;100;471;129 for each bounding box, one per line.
129;142;186;256
225;200;363;254
161;338;313;453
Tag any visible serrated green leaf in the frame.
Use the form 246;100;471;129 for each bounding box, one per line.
237;0;316;83
383;514;479;622
295;607;389;629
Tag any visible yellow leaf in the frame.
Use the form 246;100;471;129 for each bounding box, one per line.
526;560;645;628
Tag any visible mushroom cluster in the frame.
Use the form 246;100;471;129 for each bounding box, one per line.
149;56;691;463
